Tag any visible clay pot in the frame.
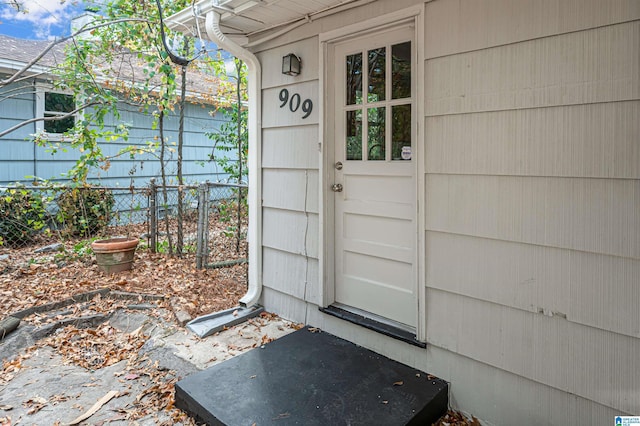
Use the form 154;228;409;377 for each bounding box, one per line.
91;237;139;274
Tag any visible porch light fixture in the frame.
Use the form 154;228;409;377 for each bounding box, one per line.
282;53;301;76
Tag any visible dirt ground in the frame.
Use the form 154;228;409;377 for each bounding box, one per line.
0;241;247;322
0;237;477;425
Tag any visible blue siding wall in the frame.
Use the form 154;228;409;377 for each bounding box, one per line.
0;81;38;182
0;78;236;186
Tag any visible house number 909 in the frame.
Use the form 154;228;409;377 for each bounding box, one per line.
279;88;313;119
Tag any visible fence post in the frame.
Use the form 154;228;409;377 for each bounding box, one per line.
149;178;157;253
195;182;208;269
204;182;210;264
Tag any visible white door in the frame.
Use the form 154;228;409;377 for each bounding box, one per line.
330;26;416;329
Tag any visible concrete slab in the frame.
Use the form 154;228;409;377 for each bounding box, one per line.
175;327;448;426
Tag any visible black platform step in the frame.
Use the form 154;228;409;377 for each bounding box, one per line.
175;326;448;425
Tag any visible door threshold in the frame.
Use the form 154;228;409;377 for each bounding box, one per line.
320;305;426;348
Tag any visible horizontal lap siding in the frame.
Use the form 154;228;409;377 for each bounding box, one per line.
263;169;319;213
263;247;320;306
426;101;640;178
425;0;640;60
425;21;640;116
425;175;640;259
0;94;226;185
426;288;640;414
425;344;627;424
0;89;37;181
257;38;321;308
424;0;640;421
427;231;640;339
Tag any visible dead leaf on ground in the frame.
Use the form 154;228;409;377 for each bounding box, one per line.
23;396;47;415
68;390;118;425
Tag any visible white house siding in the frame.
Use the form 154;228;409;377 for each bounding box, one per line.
257;36;323;321
423;0;640;424
252;0;640;424
254;0;426;325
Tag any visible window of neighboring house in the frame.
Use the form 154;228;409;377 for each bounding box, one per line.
35;87;77;137
43;92;76;134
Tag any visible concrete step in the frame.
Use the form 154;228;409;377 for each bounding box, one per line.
175;326;448;425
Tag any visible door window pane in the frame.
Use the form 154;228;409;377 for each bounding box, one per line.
346;53;363;105
367;48;385;103
367;107;385;161
346;110;363;160
392;104;411;160
391;42;411;99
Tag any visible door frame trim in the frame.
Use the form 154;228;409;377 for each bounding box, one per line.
318;4;426;342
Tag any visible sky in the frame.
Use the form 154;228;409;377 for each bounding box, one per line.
0;0;86;40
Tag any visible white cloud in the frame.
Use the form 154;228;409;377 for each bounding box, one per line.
1;0;80;39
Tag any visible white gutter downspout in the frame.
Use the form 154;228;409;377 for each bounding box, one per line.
205;11;262;308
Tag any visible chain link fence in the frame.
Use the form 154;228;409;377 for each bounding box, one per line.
0;182;248;271
190;182;248;269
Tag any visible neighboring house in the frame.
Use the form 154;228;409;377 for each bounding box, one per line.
169;1;640;424
0;32;232;186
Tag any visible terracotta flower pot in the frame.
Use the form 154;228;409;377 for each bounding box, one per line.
91;237;139;274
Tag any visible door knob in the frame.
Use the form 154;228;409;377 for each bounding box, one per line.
331;183;343;192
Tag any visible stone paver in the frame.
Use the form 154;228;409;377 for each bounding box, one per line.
0;309;296;424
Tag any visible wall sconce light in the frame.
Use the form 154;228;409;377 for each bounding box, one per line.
282;53;301;76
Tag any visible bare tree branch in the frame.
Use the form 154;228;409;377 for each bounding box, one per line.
0;102;100;138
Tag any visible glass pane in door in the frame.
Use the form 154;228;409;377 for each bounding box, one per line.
392;104;411;160
346;53;363;105
346;110;363;160
391;42;411;99
367;107;385;161
367;48;385;102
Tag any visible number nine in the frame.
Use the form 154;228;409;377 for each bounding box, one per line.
278;88;313;119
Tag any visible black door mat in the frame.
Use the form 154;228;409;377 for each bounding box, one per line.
175;326;448;425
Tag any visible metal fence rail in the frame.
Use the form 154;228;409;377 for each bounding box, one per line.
192;182;248;269
0;182;248;272
0;185;152;249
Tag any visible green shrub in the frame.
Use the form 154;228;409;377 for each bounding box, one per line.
56;186;114;237
0;187;48;247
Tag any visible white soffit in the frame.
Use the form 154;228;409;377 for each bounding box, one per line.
169;0;370;44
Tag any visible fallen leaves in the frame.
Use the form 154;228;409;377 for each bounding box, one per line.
0;234;247;322
433;410;482;426
0;358;27;386
68;390;118;425
0;222;251;426
38;323;145;370
260;334;273;345
22;396;47;415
